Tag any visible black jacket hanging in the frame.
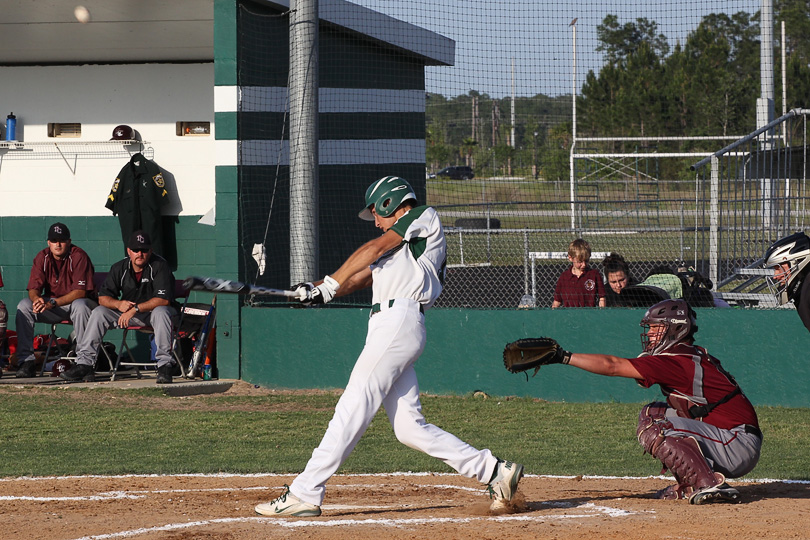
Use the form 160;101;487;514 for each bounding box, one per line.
106;153;169;256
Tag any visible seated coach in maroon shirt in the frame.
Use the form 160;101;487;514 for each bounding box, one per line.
14;223;96;378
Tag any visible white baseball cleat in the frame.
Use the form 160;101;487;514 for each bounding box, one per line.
255;485;322;517
487;460;524;510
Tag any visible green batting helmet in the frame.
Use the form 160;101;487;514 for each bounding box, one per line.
358;176;417;221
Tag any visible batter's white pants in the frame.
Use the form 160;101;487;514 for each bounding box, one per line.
290;298;499;506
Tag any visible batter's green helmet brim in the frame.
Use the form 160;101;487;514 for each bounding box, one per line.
358;176;416;221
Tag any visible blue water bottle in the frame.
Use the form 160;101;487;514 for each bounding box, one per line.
6;113;16;141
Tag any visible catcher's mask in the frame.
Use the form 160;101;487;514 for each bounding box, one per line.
640;299;697;355
358;176;416;221
763;231;810;305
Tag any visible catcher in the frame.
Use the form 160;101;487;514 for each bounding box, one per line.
503;299;761;504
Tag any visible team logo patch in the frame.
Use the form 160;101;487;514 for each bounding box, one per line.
136;234;146;245
585;279;596;291
53;225;64;235
157;289;166;295
111;178;120;193
153;173;165;188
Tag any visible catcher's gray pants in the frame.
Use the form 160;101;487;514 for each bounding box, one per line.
663;410;762;478
74;305;177;368
15;297;97;362
289;298;499;506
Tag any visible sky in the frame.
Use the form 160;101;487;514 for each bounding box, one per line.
348;0;762;98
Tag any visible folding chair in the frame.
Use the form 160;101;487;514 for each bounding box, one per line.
39;272;114;376
110;280;191;381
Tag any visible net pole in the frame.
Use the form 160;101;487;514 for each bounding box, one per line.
289;0;319;283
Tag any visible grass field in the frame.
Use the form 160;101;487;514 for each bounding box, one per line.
1;384;806;481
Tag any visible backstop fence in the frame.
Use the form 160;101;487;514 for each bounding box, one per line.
235;0;808;309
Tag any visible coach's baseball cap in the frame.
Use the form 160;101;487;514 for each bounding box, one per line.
128;230;152;251
47;222;71;242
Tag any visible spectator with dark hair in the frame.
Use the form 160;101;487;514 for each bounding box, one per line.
602;252;638;307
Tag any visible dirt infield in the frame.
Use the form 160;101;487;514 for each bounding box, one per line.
3;473;807;540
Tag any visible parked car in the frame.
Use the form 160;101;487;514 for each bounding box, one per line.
432;166;475;180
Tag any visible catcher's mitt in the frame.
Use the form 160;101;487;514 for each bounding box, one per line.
503;337;571;376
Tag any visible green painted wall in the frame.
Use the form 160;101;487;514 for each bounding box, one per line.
239;306;810;408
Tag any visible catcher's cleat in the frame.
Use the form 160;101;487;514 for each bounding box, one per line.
655;483;692;500
689;481;740;505
487;460;524;509
255;485;321;517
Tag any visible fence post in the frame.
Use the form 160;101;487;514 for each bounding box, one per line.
486;202;492;263
523;229;529;296
710;156;719;289
458;230;464;266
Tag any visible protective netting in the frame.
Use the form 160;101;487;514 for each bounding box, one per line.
236;0;809;308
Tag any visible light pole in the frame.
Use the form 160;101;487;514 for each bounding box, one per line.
532;130;539;179
569;17;578;231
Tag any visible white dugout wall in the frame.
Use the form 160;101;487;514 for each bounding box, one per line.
0;63;215;218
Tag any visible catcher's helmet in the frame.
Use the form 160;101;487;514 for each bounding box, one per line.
51;358;73;377
110;124;135;140
358;176;416;221
763;231;810;305
640;299;697;355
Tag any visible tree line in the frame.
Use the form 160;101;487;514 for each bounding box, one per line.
426;2;810;183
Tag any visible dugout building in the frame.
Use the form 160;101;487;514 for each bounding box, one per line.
0;0;454;387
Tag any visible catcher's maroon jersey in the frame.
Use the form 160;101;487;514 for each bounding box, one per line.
629;343;758;430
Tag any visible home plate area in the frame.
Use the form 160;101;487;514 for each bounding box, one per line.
1;473;803;539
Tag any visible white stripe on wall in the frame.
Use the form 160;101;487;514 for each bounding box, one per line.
216;139;238;167
238;139;425;166
230;87;425;113
214;85;239;113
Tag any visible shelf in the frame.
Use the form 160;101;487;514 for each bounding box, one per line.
0;140;153;172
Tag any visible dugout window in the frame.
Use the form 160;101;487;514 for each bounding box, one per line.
47;123;81;138
176;121;210;136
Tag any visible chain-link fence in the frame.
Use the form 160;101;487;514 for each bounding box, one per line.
232;0;810;309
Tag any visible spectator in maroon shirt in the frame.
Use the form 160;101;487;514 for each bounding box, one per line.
552;238;606;308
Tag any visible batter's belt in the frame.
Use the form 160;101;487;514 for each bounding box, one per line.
370;298;425;317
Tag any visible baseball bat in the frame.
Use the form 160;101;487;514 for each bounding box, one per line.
183;276;299;298
186;295;216;379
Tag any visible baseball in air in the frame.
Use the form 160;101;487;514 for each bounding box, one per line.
74;5;91;23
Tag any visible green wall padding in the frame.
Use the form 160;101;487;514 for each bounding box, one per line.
240;306;809;408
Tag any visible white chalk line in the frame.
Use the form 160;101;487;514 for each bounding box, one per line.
0;482;483;502
6;472;791;540
2;471;797;483
68;503;644;540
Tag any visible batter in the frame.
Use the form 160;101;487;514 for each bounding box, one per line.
255;176;523;517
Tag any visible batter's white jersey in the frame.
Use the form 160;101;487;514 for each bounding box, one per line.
369;205;446;309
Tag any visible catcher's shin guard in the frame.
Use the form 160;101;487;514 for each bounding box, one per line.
636;402;670;455
636;402;721;494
